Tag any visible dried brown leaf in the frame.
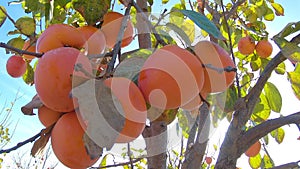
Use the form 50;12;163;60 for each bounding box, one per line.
83;133;103;160
31;124;54;157
21;94;43;115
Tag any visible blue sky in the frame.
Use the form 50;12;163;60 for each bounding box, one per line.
0;0;299;168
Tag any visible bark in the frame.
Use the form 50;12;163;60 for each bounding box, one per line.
182;103;210;169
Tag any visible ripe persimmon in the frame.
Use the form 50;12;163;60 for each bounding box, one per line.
22;40;36;60
51;112;99;168
238;36;255;55
103;77;147;143
36;24;85;53
205;156;212;165
38;105;62;127
245;141;261;157
101;11;134;48
77;26;106;55
6;55;27;78
194;41;236;93
255;39;273;58
138;45;204;109
35;47;92;112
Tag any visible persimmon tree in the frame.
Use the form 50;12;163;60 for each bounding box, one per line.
0;0;300;169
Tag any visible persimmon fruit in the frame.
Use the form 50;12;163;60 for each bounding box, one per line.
34;47;91;112
36;24;85;53
245;141;261;157
205;156;212;165
77;26;106;55
103;77;147;143
238;36;255;55
255;39;273;58
194;41;236;93
22;40;36;60
101;11;134;48
37;105;62;127
51;112;99;168
6;55;27;78
138;45;204;109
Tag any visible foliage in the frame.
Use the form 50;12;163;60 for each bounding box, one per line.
0;0;299;169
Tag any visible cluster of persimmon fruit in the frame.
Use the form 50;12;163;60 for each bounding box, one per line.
238;35;273;58
5;10;241;168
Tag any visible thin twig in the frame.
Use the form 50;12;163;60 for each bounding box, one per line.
0;6;16;25
127;143;134;169
0;42;43;57
220;0;241;97
262;142;275;166
0;7;34;37
0;130;42;154
106;2;132;76
90;157;143;169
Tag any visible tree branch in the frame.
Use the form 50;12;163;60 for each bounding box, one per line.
182;102;210;169
106;2;132;75
270;161;300;169
0;42;43;58
237;112;300;156
0;130;42;154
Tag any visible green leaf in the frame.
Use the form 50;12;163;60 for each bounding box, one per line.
169;4;185;26
275;62;285;75
273;36;300;63
6;37;25;54
121;49;153;61
0;6;7;28
176;110;189;138
166;23;192;47
162;0;169;4
148;0;153;6
22;62;34;85
288;65;300;100
15;16;36;36
264;82;282;113
178;10;225;40
270;127;285;144
249;153;262;169
275;21;300;38
251;93;271;122
99;154;108;167
73;0;110;25
271;3;284;16
24;0;46;17
263;7;274;21
262;154;274;168
180;19;195;45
